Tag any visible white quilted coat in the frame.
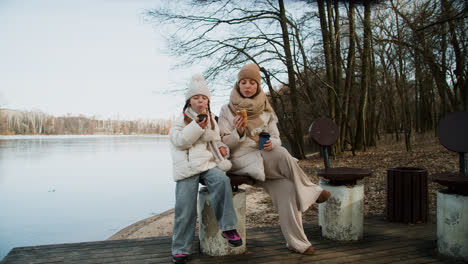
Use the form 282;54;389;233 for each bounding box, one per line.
218;104;281;181
169;113;231;182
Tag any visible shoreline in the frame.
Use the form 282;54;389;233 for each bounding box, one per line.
108;208;175;240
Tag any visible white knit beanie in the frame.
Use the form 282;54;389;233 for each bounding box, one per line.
185;73;211;101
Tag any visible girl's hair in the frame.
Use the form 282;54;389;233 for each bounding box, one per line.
183;99;215;129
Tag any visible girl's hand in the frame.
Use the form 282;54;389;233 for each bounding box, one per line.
233;115;245;136
196;116;209;129
263;139;272;151
219;147;227;157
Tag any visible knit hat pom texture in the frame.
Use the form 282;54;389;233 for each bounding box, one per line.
185;73;211;101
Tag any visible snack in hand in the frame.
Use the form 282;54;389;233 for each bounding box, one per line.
197;110;208;122
236;109;248;127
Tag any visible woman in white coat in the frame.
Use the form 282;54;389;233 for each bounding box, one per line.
169;74;242;264
218;63;331;255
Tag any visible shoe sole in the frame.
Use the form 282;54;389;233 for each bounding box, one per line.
222;234;243;247
172;255;188;264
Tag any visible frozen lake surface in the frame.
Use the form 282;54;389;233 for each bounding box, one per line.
0;135;175;259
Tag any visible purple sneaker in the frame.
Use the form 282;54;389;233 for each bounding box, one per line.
172;253;188;264
222;229;243;247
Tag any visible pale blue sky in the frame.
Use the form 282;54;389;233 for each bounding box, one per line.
0;0;214;120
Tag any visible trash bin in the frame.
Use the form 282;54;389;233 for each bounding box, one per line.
386;167;428;223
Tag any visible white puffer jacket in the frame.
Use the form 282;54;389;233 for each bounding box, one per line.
218;104;281;181
169;113;231;182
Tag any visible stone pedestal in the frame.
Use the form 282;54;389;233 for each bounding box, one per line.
198;187;246;256
318;179;364;241
437;190;468;261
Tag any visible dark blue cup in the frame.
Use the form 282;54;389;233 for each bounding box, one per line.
258;132;270;150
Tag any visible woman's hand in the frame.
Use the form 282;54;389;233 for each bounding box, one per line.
196;116;209;129
233;115;245;136
219;146;227;157
262;139;273;151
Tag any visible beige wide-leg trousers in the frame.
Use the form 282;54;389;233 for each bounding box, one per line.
257;146;323;253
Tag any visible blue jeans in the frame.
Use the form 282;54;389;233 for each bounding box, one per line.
172;167;238;255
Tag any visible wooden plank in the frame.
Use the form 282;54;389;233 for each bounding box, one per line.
412;171;420;222
403;171;412;223
395;171;403;222
2;216;457;264
206;225;437;264
322;240;436;264
387;171;394;221
241;234;436;264
421;171;428;222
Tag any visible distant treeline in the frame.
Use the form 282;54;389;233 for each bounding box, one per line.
0;109;172;135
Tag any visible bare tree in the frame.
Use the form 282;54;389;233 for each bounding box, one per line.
146;0;321;158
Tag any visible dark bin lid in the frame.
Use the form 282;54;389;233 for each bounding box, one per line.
386;167;427;173
309;117;339;147
436;111;468;153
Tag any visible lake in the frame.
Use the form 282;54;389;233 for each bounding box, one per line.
0;135;175;260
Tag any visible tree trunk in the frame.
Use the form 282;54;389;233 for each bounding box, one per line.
260;67;296;150
317;0;335;120
395;11;412;152
441;0;467;110
341;1;356;152
367;35;377;147
327;0;337;122
333;0;343;152
354;0;371;151
278;0;305;159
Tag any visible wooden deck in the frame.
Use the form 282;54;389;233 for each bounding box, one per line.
1;216;464;264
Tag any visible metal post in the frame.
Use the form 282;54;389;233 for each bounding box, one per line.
460;152;467;176
322;146;330;169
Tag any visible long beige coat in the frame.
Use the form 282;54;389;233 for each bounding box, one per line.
218;104;280;181
218;103;324;253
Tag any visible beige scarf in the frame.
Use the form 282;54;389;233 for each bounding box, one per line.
228;83;275;141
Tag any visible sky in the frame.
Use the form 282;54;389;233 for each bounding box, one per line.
0;0;221;120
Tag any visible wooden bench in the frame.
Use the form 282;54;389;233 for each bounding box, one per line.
199;174;254;192
227;173;255;192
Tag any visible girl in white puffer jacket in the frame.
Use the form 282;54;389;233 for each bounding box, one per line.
169;74;242;264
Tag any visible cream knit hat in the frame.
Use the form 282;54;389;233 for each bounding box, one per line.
185;73;211;101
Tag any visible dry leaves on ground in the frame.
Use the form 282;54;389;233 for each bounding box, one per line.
246;133;459;226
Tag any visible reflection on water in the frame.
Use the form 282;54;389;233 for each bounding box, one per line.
0;135;175;259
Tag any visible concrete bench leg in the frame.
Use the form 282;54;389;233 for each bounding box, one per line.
198;187;246;256
437;190;468;261
318;179;364;241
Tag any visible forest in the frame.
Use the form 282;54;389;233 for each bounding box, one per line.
0;109;171;135
147;0;467;159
